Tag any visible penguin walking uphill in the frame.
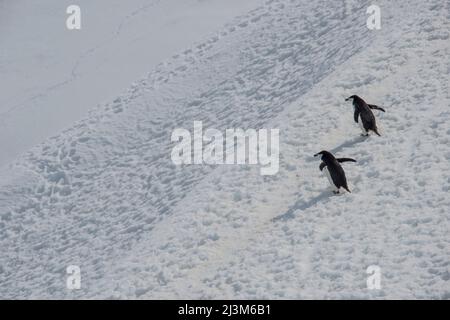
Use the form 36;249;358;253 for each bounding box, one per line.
314;150;356;194
345;95;385;136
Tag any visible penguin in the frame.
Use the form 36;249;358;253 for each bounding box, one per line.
345;95;385;136
314;150;356;194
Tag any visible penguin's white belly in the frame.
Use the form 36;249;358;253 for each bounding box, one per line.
323;167;338;191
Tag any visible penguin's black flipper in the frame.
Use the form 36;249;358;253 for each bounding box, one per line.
353;109;360;123
368;104;385;112
319;162;326;171
337;158;357;163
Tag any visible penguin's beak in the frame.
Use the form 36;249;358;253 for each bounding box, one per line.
314;153;320;157
345;97;351;101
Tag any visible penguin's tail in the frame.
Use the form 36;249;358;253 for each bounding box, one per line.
344;186;351;193
372;127;381;136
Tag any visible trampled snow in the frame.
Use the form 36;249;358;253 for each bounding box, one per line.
0;0;262;167
0;0;449;299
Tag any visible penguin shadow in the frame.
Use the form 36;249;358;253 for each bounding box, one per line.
330;135;367;154
272;190;333;222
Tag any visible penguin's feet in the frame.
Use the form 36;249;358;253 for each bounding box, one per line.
360;133;369;137
333;190;340;194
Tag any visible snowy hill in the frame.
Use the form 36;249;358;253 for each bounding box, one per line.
0;0;449;299
0;0;261;167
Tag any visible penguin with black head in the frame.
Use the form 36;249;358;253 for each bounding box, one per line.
314;150;356;194
345;95;385;136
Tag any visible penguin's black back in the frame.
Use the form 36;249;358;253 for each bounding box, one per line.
353;96;377;131
327;160;349;189
319;152;349;190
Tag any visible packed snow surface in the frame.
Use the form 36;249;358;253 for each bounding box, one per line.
0;0;262;167
0;0;449;299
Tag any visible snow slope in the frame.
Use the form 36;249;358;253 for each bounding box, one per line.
0;0;262;167
0;0;449;299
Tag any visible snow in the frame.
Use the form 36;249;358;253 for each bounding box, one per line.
0;0;262;167
0;0;449;299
